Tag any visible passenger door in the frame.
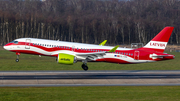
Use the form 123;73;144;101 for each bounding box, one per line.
134;51;139;60
25;39;31;49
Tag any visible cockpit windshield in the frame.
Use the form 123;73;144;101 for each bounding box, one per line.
10;41;18;44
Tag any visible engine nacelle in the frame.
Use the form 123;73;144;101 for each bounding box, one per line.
57;53;77;65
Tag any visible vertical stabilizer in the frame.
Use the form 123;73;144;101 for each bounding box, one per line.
140;27;174;53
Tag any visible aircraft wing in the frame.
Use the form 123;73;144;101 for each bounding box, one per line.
76;45;119;56
75;52;106;61
75;45;119;61
76;52;106;56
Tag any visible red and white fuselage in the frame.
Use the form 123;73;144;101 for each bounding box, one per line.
3;27;175;69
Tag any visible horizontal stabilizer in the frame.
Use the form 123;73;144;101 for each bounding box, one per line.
150;53;174;60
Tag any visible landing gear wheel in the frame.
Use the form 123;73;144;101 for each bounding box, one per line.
84;66;88;71
16;59;19;62
16;54;20;62
82;64;88;71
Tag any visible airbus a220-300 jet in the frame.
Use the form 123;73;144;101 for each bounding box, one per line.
3;27;175;71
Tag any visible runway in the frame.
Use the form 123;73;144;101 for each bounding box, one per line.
0;70;180;86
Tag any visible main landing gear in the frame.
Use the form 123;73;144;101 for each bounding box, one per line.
82;64;88;71
16;52;20;62
82;60;88;71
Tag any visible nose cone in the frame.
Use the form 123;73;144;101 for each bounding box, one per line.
3;43;12;50
3;45;8;50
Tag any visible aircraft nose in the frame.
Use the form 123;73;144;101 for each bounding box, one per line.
3;45;8;50
3;44;11;50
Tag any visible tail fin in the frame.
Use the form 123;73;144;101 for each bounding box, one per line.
140;27;174;53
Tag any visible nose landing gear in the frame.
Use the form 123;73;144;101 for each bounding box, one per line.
16;52;20;62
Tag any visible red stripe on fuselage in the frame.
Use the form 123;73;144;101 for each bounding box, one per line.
5;42;136;58
10;50;51;56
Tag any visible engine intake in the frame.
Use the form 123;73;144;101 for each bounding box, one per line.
57;53;77;65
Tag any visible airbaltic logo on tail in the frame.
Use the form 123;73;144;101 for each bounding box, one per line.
144;41;167;49
150;42;165;47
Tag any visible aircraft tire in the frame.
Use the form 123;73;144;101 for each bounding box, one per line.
82;64;88;71
16;59;19;62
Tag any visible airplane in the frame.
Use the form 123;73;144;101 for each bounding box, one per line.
3;27;175;71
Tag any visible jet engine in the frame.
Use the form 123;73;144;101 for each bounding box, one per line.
57;53;77;65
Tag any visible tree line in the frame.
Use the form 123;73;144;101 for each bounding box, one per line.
0;0;180;46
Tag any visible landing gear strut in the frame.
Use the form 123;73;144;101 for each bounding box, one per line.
82;60;88;71
16;55;19;62
16;52;20;62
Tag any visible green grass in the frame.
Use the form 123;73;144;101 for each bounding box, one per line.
0;86;180;101
0;47;179;70
1;47;180;100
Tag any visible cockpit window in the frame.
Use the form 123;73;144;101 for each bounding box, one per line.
10;41;18;44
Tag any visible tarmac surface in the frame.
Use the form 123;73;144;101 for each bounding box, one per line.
0;70;180;86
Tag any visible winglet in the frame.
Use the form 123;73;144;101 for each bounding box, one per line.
99;40;107;46
108;45;119;52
